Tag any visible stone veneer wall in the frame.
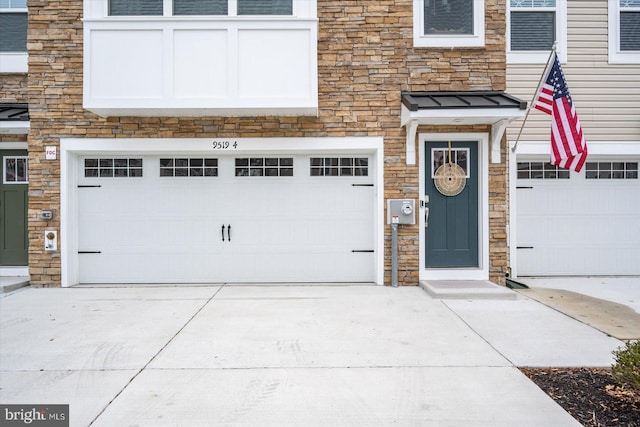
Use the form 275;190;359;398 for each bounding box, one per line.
0;74;28;103
24;0;508;287
0;74;29;143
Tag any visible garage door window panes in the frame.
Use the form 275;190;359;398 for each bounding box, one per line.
235;158;293;177
84;159;143;178
160;158;218;177
585;162;638;179
310;157;368;176
517;162;570;179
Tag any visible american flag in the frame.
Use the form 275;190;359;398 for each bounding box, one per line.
533;53;587;172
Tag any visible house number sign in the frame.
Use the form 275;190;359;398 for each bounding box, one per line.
212;141;238;150
45;146;57;160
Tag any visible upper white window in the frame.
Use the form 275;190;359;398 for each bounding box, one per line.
108;0;293;17
0;0;27;73
609;0;640;64
507;0;567;63
413;0;485;48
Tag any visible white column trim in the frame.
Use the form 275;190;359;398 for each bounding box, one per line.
490;119;509;164
405;119;418;165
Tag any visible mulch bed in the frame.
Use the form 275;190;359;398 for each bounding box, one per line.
520;367;640;426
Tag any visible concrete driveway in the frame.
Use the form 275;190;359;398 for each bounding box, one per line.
0;284;623;426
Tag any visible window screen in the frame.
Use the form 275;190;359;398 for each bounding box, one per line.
0;13;27;52
621;11;640;51
238;0;292;15
510;11;555;50
423;0;473;35
174;0;227;15
109;0;163;16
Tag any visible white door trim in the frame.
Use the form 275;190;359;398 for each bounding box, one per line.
0;143;29;272
60;137;384;287
0;142;28;149
419;132;490;281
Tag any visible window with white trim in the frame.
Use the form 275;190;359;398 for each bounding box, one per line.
413;0;484;48
507;0;567;64
108;0;293;16
609;0;640;64
3;156;28;184
0;0;27;53
432;149;470;178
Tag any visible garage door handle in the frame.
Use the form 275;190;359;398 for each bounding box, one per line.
221;224;225;242
227;224;231;242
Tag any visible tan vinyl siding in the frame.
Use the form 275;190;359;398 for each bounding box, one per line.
507;0;640;143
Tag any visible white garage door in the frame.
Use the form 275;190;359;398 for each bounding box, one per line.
516;160;640;276
77;154;375;283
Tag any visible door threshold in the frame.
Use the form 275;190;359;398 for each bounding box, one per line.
0;266;29;277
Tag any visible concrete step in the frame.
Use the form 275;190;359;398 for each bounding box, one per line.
420;280;518;300
0;277;30;294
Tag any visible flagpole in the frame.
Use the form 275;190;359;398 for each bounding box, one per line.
510;41;558;153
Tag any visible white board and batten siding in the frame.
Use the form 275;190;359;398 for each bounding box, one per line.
508;1;640;277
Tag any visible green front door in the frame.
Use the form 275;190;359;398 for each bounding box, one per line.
425;141;479;268
1;150;29;266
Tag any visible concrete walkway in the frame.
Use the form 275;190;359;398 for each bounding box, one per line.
515;277;640;340
0;284;624;426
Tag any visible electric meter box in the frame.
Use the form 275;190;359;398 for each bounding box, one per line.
387;199;416;225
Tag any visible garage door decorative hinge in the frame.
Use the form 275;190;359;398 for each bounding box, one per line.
352;250;374;253
78;251;101;254
78;185;102;188
516;246;534;249
352;184;374;187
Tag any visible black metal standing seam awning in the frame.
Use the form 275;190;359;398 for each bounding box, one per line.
400;91;528;165
0;103;29;121
0;103;30;135
401;91;527;112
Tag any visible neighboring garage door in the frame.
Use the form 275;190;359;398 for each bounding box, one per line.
516;160;640;276
77;154;375;283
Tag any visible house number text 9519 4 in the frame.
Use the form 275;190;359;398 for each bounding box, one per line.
212;141;238;150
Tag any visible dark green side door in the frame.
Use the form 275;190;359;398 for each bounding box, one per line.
1;150;29;266
425;141;479;268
